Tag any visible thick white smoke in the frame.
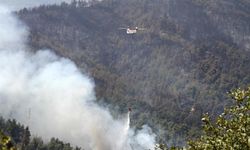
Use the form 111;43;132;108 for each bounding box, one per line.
1;0;102;11
0;5;156;150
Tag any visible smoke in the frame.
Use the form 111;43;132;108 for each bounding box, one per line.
1;0;73;11
1;0;102;11
0;5;156;150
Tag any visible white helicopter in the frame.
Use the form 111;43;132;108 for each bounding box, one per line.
119;26;146;34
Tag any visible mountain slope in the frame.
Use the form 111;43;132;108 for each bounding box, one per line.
18;0;250;145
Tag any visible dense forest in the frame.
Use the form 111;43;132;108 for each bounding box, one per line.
0;117;81;150
12;0;250;146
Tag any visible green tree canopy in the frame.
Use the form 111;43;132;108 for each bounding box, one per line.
155;86;250;150
188;87;250;149
0;130;16;150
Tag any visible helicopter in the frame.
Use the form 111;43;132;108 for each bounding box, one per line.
119;26;146;34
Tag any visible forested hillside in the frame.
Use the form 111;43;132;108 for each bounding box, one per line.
17;0;250;145
0;117;80;150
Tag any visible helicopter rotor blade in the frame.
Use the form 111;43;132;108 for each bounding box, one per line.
137;28;146;30
118;27;127;30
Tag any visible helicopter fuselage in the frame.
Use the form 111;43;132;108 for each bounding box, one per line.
126;28;137;34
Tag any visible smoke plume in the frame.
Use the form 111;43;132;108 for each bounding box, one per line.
1;0;102;11
0;5;156;150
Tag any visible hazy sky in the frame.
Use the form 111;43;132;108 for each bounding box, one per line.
0;0;72;10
